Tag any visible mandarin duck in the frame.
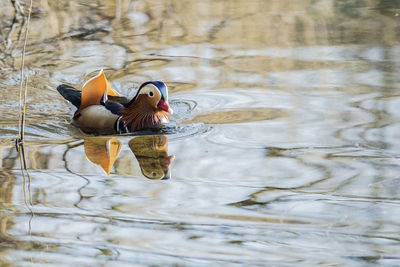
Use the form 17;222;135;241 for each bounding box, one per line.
57;70;173;135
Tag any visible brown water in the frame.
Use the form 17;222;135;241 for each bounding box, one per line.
1;0;400;265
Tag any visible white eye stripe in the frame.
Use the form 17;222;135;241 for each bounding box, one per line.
138;84;161;105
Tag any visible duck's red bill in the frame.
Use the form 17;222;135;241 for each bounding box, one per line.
158;99;173;114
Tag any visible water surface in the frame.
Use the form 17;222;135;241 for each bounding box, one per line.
0;0;400;266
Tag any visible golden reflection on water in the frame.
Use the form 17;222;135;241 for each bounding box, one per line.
185;108;287;124
84;137;122;175
85;135;173;179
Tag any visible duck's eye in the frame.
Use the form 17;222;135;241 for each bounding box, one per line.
149;91;154;97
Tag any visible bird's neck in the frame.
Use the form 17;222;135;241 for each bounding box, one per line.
118;96;169;132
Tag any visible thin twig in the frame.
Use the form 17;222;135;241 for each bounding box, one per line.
21;76;29;141
17;0;33;143
15;0;35;225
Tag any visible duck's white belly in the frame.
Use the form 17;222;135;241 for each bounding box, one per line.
73;105;119;134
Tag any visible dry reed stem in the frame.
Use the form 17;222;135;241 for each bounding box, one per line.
21;77;28;141
13;0;35;222
17;0;33;145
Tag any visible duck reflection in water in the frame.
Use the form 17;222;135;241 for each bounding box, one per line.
129;135;174;180
83;135;174;180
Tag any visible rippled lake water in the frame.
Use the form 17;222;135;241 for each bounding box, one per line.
1;0;400;266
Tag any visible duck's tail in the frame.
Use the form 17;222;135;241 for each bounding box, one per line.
57;84;81;108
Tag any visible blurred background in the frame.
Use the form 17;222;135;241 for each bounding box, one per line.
0;0;400;265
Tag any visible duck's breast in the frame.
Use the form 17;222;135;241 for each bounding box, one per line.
73;105;119;134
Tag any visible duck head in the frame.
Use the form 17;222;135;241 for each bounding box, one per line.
118;81;173;132
133;81;173;114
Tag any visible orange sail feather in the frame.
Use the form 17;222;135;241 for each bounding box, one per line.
78;69;120;112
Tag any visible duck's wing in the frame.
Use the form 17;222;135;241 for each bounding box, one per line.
57;84;129;110
99;87;130;115
108;95;130;105
57;84;81;108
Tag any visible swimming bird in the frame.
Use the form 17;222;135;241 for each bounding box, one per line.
57;70;173;134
